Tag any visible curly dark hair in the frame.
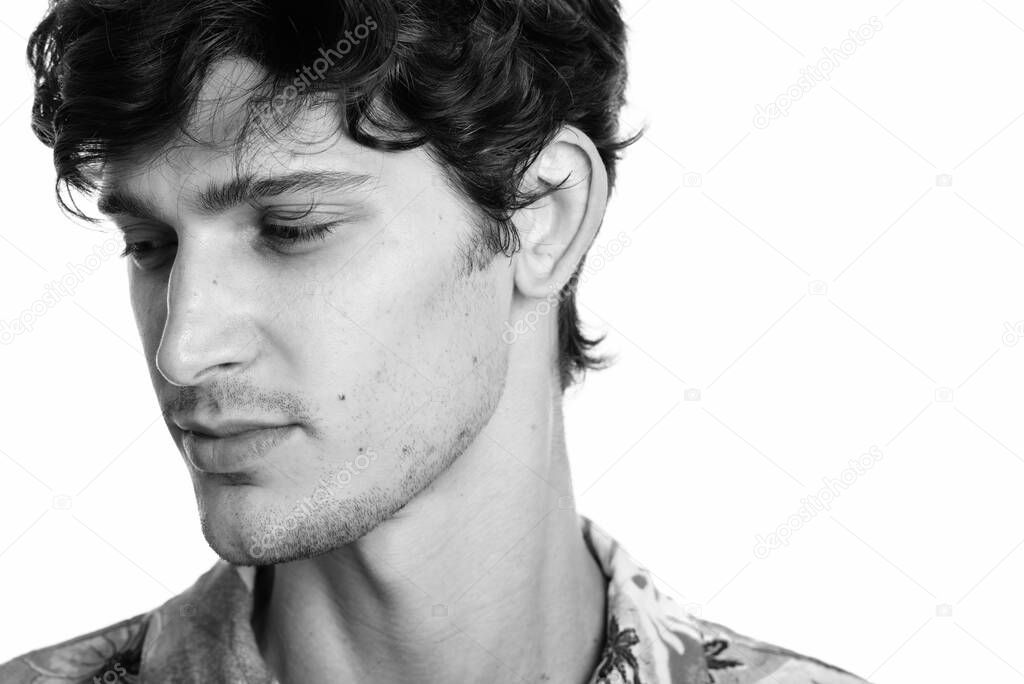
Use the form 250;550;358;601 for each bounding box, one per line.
26;0;639;392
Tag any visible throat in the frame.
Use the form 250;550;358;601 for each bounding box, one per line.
248;518;610;684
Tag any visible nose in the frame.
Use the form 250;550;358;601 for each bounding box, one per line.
155;233;259;387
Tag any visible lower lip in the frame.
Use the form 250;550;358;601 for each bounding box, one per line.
183;425;297;474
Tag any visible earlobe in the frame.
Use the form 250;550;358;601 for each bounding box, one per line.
512;126;609;301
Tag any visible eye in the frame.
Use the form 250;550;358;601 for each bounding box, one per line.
260;222;340;249
120;241;161;258
258;202;347;252
119;229;176;269
116;214;346;268
118;224;338;253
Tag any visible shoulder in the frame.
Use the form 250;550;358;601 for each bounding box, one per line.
689;615;874;684
0;560;236;684
0;612;150;683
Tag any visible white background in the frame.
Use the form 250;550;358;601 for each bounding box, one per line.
1;1;1022;682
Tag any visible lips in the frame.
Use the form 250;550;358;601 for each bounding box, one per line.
174;417;291;438
182;424;298;474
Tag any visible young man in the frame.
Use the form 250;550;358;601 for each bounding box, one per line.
3;1;872;682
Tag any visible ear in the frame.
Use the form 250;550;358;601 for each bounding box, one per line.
512;125;609;300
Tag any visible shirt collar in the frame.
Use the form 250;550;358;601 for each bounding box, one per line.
580;514;711;684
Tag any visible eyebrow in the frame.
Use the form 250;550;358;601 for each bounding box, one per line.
97;169;376;220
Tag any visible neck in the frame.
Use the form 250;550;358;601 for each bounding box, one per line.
253;362;608;684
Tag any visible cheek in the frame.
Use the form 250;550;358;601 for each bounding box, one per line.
285;185;511;406
314;226;460;362
378;249;504;388
302;231;507;433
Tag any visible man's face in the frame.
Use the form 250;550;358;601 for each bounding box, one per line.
106;58;514;564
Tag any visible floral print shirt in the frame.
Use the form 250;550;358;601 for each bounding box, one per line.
0;515;872;683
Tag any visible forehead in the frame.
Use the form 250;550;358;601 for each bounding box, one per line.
102;56;376;200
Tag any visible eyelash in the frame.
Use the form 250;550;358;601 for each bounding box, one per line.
261;222;339;246
118;222;339;259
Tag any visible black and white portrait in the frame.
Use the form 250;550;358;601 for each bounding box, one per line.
0;2;1018;682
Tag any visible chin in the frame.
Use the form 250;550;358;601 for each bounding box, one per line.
195;481;407;566
196;507;265;565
